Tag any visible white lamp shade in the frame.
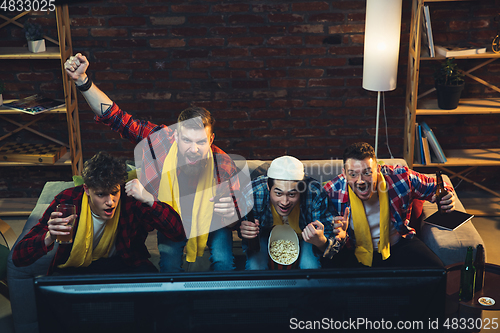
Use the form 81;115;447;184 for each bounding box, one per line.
362;0;403;92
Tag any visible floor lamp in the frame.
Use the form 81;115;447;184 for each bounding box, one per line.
362;0;402;157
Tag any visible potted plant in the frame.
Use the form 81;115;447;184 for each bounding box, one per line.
24;20;46;53
433;58;465;110
0;80;4;106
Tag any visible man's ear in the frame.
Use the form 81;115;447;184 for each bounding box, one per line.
173;129;178;142
209;132;215;146
342;167;346;179
83;184;90;196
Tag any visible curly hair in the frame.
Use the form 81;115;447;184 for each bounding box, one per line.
82;152;128;190
342;142;376;165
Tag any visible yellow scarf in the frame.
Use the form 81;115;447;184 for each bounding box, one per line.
271;204;301;237
58;192;121;268
158;141;214;262
348;172;390;267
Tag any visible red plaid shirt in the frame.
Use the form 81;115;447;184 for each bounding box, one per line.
323;165;455;247
94;103;239;198
12;186;185;275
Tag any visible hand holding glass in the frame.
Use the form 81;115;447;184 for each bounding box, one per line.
55;204;76;244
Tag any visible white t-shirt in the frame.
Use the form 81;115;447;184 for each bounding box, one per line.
91;211;117;257
350;193;400;250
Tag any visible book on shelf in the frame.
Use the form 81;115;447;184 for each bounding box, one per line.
422;137;432;165
2;94;65;115
434;43;487;57
420;121;447;163
414;123;422;164
417;124;426;164
422;5;435;57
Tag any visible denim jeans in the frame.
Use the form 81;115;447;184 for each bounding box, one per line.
243;228;321;270
157;227;235;272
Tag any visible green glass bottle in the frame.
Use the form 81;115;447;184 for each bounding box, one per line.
459;246;476;302
474;244;485;292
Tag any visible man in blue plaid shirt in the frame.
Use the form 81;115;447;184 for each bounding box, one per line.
240;156;347;270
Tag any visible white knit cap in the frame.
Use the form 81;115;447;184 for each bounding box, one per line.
267;156;304;181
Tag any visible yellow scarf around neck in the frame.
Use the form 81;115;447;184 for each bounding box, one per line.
348;172;390;267
58;192;121;269
271;203;301;237
158;141;215;262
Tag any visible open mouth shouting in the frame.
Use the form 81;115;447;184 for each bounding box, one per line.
353;181;373;200
103;207;116;218
277;204;292;215
185;154;202;165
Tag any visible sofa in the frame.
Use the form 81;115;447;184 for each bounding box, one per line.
7;158;485;333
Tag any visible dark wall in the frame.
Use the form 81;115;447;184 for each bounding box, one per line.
1;0;500;197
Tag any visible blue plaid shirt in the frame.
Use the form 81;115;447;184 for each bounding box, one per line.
323;164;455;249
243;175;344;257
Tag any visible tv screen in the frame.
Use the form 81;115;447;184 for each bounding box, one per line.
35;268;446;333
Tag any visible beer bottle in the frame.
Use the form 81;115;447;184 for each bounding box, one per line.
474;244;485;292
459;246;476;302
435;170;448;214
245;210;260;252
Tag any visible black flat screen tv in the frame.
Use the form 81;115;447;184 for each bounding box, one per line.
34;268;446;333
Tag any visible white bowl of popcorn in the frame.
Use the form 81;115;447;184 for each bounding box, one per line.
268;225;300;267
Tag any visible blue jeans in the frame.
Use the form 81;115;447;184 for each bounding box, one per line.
243;228;321;270
157;227;235;272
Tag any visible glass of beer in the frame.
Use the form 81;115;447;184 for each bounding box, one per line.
55;203;76;244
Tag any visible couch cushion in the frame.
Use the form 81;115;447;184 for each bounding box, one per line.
419;191;486;266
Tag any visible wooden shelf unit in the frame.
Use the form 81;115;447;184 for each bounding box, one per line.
403;0;500;197
0;7;82;175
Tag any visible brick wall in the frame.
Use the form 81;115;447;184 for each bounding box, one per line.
1;0;500;197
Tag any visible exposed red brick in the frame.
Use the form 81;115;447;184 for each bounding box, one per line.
292;2;329;12
230;100;267;109
210;27;247;35
213;4;249;12
251;48;288;57
190;60;226;69
228;37;264;46
267;36;302;45
233;120;268;129
266;58;304;67
289;69;324;78
249;70;287;79
270;100;304;108
268;14;304;23
188;38;225;47
108;17;146;27
309;13;344;22
110;39;149;48
131;28;170;37
228;15;265;24
252;4;288;13
171;4;209;13
127;6;169;15
229;60;264;69
252;109;286;119
212;48;249;57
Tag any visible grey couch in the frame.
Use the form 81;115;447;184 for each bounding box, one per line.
7;158;485;333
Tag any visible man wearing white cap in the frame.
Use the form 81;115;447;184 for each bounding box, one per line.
240;156;347;270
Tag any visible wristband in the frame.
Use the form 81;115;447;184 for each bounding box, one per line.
76;76;92;92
